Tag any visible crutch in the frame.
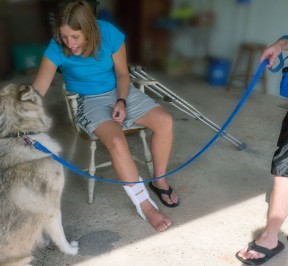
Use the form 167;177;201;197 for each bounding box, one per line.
129;65;246;150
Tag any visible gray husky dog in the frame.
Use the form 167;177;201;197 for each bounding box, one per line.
0;84;78;266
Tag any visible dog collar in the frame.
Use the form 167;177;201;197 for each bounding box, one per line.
2;131;37;138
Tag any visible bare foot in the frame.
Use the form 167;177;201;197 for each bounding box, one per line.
140;199;171;232
152;180;179;205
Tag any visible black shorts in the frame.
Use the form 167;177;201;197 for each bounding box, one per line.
271;111;288;177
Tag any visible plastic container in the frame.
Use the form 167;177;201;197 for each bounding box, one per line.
238;0;251;4
12;44;47;71
208;58;231;86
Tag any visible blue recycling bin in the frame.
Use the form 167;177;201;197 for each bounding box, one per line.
238;0;251;4
208;58;231;86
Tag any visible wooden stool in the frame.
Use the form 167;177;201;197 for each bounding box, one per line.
227;42;267;92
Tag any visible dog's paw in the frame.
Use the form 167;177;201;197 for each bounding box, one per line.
66;241;79;255
70;241;79;248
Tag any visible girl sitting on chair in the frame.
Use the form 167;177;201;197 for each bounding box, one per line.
32;0;179;232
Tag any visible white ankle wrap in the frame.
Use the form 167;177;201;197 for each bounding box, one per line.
123;177;159;220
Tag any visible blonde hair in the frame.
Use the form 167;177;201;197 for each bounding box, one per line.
54;0;101;58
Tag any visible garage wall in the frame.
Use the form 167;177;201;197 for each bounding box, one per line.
174;0;288;96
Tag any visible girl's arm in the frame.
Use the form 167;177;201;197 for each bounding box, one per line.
261;37;288;68
32;57;57;96
112;43;130;122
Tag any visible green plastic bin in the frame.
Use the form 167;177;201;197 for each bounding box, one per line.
12;44;47;71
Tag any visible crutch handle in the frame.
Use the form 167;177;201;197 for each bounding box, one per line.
129;66;136;72
131;78;157;86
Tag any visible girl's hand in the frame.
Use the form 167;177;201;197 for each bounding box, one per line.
112;102;126;123
260;43;282;68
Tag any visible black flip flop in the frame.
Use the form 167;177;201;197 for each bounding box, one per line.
235;240;285;265
149;182;180;208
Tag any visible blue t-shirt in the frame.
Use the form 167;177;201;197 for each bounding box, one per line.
44;20;125;95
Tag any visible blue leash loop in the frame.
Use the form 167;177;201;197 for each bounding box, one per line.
268;35;288;73
269;52;288;73
25;59;269;185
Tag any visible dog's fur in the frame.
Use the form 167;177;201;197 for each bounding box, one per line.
0;84;78;266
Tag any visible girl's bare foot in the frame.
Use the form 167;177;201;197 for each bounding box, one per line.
140;199;171;232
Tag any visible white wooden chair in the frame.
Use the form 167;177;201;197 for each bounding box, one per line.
63;80;154;204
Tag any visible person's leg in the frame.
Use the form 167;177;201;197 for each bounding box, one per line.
93;120;171;232
135;106;179;206
237;175;288;260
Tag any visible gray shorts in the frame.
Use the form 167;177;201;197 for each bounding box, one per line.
76;84;159;140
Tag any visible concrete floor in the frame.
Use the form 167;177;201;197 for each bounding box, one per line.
2;72;288;266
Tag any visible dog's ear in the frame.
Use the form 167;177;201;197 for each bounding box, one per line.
19;85;35;102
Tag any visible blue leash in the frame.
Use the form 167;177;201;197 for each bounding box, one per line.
24;59;269;185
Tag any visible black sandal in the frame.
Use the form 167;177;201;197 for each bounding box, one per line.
235;240;285;265
149;182;180;208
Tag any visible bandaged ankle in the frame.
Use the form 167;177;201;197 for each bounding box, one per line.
123;177;158;220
